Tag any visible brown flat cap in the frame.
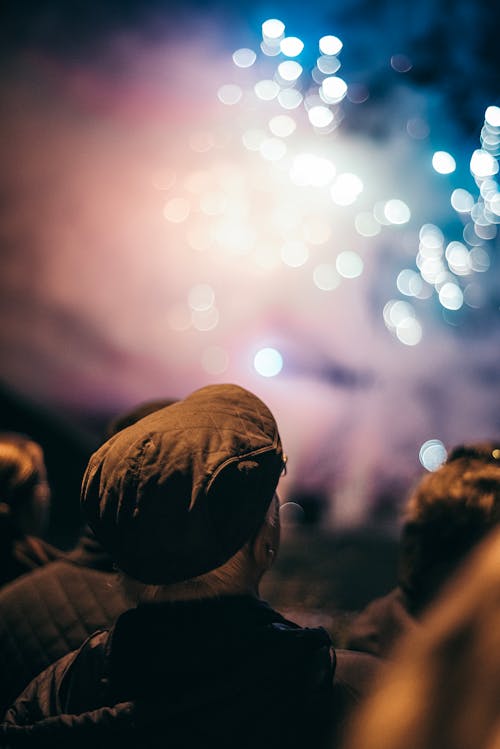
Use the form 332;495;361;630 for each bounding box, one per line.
81;384;285;584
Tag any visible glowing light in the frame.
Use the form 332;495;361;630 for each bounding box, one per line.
254;79;280;101
188;283;215;311
316;56;341;75
469;247;490;272
319;35;343;55
470;149;499;178
254;347;283;377
259;138;287;161
439;282;464;310
451;188;474;213
201;346;229;375
330;173;364;205
277;60;303;82
262;19;285;40
383;300;415;329
290;153;336;187
163;197;190;223
200;191;227;216
308;105;334;128
260;41;281;57
242;129;267;151
192;306;219;331
217;84;243;105
313;264;341;290
419;439;447;471
321;76;348;103
232;48;257;68
432;151;456;174
336;250;364;278
384;199;411;224
269;115;296;138
419;224;444;251
390;54;412;72
280;36;304;56
445;242;471;276
485;106;500;127
397;269;424;297
396;317;422;346
355;212;381;237
278;89;303;109
281;240;309;267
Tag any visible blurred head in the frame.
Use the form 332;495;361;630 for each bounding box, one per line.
343;526;500;749
0;432;50;536
399;440;500;612
81;383;286;589
105;398;178;440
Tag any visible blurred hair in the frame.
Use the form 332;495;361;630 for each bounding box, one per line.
343;526;500;749
0;433;46;517
105;398;178;440
122;494;280;604
398;441;500;612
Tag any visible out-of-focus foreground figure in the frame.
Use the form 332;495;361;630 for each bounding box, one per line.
0;432;61;586
347;442;500;656
342;524;500;749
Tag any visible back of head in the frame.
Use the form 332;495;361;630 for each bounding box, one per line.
342;526;500;749
105;398;178;440
398;440;500;612
0;432;49;537
81;383;285;585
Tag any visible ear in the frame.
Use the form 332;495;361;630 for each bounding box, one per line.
250;495;280;573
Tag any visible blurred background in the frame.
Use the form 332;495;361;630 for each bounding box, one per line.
1;0;499;605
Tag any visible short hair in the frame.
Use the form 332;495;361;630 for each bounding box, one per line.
398;441;500;612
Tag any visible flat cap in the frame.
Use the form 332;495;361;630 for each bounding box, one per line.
81;384;285;584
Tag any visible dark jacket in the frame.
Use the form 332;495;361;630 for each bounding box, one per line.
0;528;128;715
1;596;334;748
345;587;417;658
0;533;62;588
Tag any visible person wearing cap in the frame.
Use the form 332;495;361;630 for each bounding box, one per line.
346;440;500;657
1;384;336;748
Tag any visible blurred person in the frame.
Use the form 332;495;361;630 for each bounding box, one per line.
0;398;176;715
341;524;500;749
0;384;340;747
0;432;61;587
346;441;500;657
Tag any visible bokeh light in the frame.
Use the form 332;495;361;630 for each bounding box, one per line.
419;439;447;471
280;36;304;56
232;48;257;68
432;151;456;174
254;347;283;377
336;250;364;278
319;35;343;55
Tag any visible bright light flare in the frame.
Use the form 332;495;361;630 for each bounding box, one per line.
319;35;343;55
254;347;283;377
336;250;363;278
321;76;348;103
268;114;296;137
384;199;411;224
277;60;303;82
330;173;363;205
470;149;499;178
419;439;447;471
262;19;285;40
308;105;334;128
280;36;304;56
432;151;456;174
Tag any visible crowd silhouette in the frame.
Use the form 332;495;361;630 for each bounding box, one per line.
0;382;498;748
